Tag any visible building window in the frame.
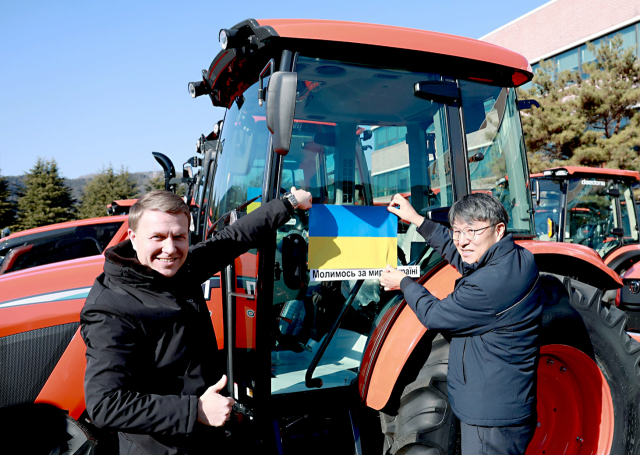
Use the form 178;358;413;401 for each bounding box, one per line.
374;126;407;150
372;167;411;197
557;47;579;73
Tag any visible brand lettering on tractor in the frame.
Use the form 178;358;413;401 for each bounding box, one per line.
246;280;257;296
581;179;605;186
201;277;221;300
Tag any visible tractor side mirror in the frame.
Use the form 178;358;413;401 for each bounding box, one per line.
266;71;298;156
611;228;625;237
606;187;621;198
532;179;540;206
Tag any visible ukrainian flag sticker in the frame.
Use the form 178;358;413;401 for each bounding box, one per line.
308;205;418;281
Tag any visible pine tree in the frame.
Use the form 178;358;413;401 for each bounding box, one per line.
144;174;186;196
145;174;166;193
519;60;585;172
519;35;640;172
571;36;640;169
14;158;76;230
0;171;16;231
79;166;139;219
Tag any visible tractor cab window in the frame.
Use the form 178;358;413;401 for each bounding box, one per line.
620;181;639;243
533;179;562;241
460;81;534;235
565;178;619;255
270;56;454;395
207;83;268;228
0;222;122;274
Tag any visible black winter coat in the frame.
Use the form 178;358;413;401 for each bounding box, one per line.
81;199;292;454
400;220;543;426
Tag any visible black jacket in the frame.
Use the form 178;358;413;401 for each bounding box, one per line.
81;199;292;454
400;220;542;426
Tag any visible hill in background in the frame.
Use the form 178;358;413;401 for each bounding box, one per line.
4;171;161;204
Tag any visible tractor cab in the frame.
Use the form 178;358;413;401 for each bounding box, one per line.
531;167;640;266
188;18;536;448
188;18;535;450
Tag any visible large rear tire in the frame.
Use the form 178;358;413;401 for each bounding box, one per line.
380;273;640;454
380;334;459;454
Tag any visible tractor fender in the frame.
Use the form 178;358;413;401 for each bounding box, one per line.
604;244;640;274
517;240;622;290
361;240;621;412
360;263;459;411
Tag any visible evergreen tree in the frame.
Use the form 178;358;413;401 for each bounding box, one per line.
79;166;139;219
145;174;166;193
144;174;186;196
0;171;17;230
519;35;640;172
14;158;75;230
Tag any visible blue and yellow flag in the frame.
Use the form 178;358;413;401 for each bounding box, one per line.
247;187;261;213
308;205;397;270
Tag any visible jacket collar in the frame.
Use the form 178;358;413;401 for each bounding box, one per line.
462;233;516;274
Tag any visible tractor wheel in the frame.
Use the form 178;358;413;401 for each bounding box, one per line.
531;273;640;454
380;273;640;454
380;334;459;454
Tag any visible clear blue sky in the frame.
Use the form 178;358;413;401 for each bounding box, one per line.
0;0;549;179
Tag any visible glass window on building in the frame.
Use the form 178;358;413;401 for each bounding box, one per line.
581;37;603;68
373;126;407;150
618;24;637;51
556;47;579;74
582;24;638;74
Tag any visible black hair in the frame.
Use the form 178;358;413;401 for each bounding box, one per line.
448;193;509;227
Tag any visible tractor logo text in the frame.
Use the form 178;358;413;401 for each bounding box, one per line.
581;179;605;186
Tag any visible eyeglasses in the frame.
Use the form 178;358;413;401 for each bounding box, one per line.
449;224;497;241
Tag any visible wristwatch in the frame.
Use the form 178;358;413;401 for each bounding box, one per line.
282;191;299;212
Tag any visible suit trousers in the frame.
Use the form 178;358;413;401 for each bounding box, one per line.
460;421;536;455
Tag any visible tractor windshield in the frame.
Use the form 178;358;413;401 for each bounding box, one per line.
460;81;533;234
565;177;639;255
268;55;534;395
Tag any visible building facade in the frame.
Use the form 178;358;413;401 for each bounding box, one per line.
481;0;640;88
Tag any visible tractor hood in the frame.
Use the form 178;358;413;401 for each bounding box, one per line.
0;255;105;337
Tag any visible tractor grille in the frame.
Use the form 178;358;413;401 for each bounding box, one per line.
0;323;79;407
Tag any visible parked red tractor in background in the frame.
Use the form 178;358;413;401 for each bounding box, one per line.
2;18;640;455
531;166;640;329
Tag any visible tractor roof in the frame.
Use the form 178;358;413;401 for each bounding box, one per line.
260;19;531;74
532;166;640;182
1;215;128;244
203;18;533;108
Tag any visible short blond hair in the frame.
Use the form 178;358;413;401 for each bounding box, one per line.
128;190;190;232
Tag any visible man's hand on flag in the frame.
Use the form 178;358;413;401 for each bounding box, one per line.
380;264;407;291
387;194;425;227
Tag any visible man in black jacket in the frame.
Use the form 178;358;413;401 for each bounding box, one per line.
380;193;542;455
81;189;311;454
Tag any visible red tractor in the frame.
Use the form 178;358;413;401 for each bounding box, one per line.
531;167;640;329
1;18;640;454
